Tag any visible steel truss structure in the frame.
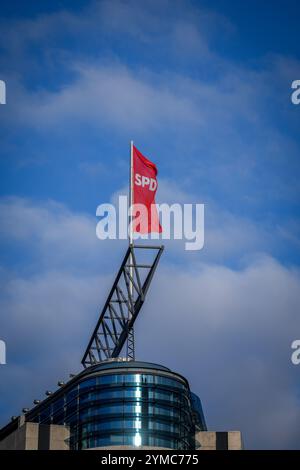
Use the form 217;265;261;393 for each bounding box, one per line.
81;244;164;368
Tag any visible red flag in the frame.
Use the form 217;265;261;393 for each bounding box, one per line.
132;145;162;234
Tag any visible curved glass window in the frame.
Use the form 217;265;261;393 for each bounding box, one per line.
90;373;185;389
29;369;195;450
79;378;96;389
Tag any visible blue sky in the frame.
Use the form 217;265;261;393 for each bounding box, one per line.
0;0;299;449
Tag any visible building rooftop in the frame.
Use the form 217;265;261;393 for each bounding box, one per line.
0;359;189;441
87;359;171;373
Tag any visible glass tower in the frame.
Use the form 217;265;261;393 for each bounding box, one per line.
6;360;207;450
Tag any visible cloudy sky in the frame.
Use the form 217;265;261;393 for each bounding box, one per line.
0;0;300;449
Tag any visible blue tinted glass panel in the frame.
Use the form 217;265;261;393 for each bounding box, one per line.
66;387;78;404
80;378;96;389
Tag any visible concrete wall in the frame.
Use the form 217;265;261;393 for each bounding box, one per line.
48;424;70;450
0;422;38;450
0;423;242;450
0;422;70;450
196;431;243;450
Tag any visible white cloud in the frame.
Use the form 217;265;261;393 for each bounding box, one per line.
116;178;284;262
0;196;124;273
0;0;232;60
14;63;203;134
0;196;299;449
137;256;300;449
0;1;259;136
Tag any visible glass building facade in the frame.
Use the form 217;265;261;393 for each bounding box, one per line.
11;361;207;449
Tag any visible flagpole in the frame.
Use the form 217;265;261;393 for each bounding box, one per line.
130;140;133;246
127;140;135;360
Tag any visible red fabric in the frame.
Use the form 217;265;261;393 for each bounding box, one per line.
132;145;162;233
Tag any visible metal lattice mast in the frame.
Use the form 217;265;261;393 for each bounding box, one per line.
81;244;164;368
